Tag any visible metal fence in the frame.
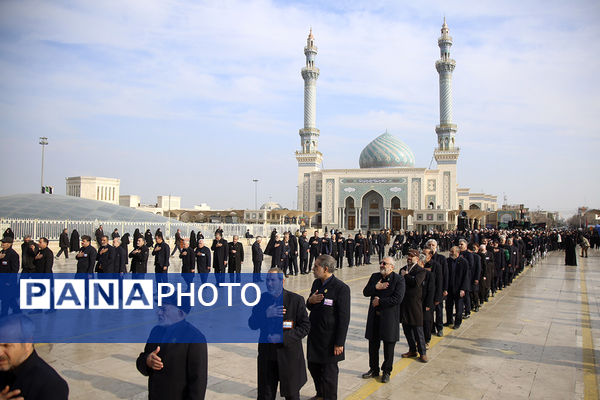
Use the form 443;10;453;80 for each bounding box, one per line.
0;218;300;241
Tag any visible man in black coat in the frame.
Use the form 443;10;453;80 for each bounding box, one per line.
361;256;405;383
252;236;264;277
420;249;437;346
249;268;310;399
95;235;116;273
152;234;170;285
179;239;195;289
333;233;345;269
136;297;207;400
112;237;127;274
345;234;355;267
308;231;321;271
467;243;482;313
288;232;299;276
444;246;470;329
76;235;97;274
425;239;448;337
400;249;428;363
0;314;69;399
298;231;309;274
211;232;228;284
458;239;474;318
227;235;244;283
21;236;38;273
320;232;332;256
129;237;149;276
377;230;386;262
306;255;350;400
56;229;69;259
1;237;20;316
171;229;182;256
270;234;283;269
354;233;363;266
94;225;104;248
195;239;211;284
33;238;53;274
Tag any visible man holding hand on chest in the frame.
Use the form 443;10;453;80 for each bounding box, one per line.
306;255;350;400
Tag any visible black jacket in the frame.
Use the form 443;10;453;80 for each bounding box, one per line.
432;252;449;293
252;241;264;264
76;245;97;274
426;259;444;304
447;256;470;295
249;289;310;396
298;236;310;259
306;275;351;363
400;264;426;326
69;230;80;252
129;245;149;273
152;242;171;271
0;247;20;273
363;272;405;342
136;320;207;400
0;350;68;400
21;241;38;272
180;247;195;273
195;246;211;273
114;245;127;273
211;239;228;271
95;245;116;273
33;247;53;274
309;236;321;256
59;232;69;248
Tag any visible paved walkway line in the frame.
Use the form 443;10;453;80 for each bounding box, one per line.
580;263;599;400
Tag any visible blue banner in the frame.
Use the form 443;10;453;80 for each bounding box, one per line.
0;273;284;343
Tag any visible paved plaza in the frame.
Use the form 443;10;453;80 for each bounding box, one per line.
38;250;599;399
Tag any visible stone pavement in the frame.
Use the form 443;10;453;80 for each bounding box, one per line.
38;250;600;399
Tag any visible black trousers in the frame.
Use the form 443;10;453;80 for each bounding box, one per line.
308;253;319;271
378;247;385;262
336;255;344;269
346;256;354;267
290;255;298;275
300;256;308;273
56;247;68;258
471;286;480;309
368;336;396;374
355;253;362;266
464;290;472;315
308;361;338;400
364;252;371;264
423;319;432;343
445;292;464;326
257;357;300;400
434;301;444;332
402;324;426;355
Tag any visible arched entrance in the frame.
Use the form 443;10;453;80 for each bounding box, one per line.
345;197;356;230
361;190;384;231
391;196;402;231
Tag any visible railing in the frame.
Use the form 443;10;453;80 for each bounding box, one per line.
0;218;300;241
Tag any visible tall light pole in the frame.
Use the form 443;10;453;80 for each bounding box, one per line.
252;179;259;210
39;137;48;193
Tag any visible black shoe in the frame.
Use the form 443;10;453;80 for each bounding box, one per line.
453;324;461;329
381;372;390;383
436;330;443;337
464;314;470;319
361;369;379;379
443;322;453;327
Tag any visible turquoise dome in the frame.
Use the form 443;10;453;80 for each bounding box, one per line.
359;132;415;168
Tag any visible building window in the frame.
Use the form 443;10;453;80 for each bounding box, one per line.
437;214;444;221
417;214;423;221
426;214;434;221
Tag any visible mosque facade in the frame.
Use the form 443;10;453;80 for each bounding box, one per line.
295;20;497;232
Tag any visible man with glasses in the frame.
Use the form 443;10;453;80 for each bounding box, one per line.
361;256;405;383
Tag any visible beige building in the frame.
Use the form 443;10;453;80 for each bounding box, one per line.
65;176;120;205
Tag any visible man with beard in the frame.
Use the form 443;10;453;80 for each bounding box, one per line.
306;255;350;400
399;250;428;363
345;234;355;267
32;238;53;274
298;231;310;274
76;236;97;274
320;232;332;256
211;232;228;284
95;235;116;273
228;235;244;283
152;234;170;285
425;239;448;337
179;239;195;289
252;236;264;280
308;231;321;272
56;229;69;259
136;296;207;400
195;239;211;284
249;268;310;399
444;246;469;330
21;236;37;274
129;237;149;277
112;238;127;274
361;256;405;383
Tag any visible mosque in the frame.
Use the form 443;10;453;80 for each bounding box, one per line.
295;20;497;232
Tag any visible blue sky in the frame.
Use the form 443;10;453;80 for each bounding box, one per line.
0;0;598;217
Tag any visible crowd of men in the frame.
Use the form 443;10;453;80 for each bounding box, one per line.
0;224;595;399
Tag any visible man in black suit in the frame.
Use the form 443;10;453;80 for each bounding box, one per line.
298;231;309;274
0;314;69;399
400;249;428;363
362;256;405;383
308;231;321;271
249;268;310;400
152;234;170;285
195;239;211;284
95;235;116;273
56;228;69;259
112;237;127;274
228;235;244;283
33;238;53;274
136;296;207;400
129;237;149;277
252;237;264;279
306;255;350;400
75;235;96;274
425;239;448;337
444;246;470;329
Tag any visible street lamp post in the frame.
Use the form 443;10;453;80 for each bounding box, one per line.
39;137;48;193
252;179;259;210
